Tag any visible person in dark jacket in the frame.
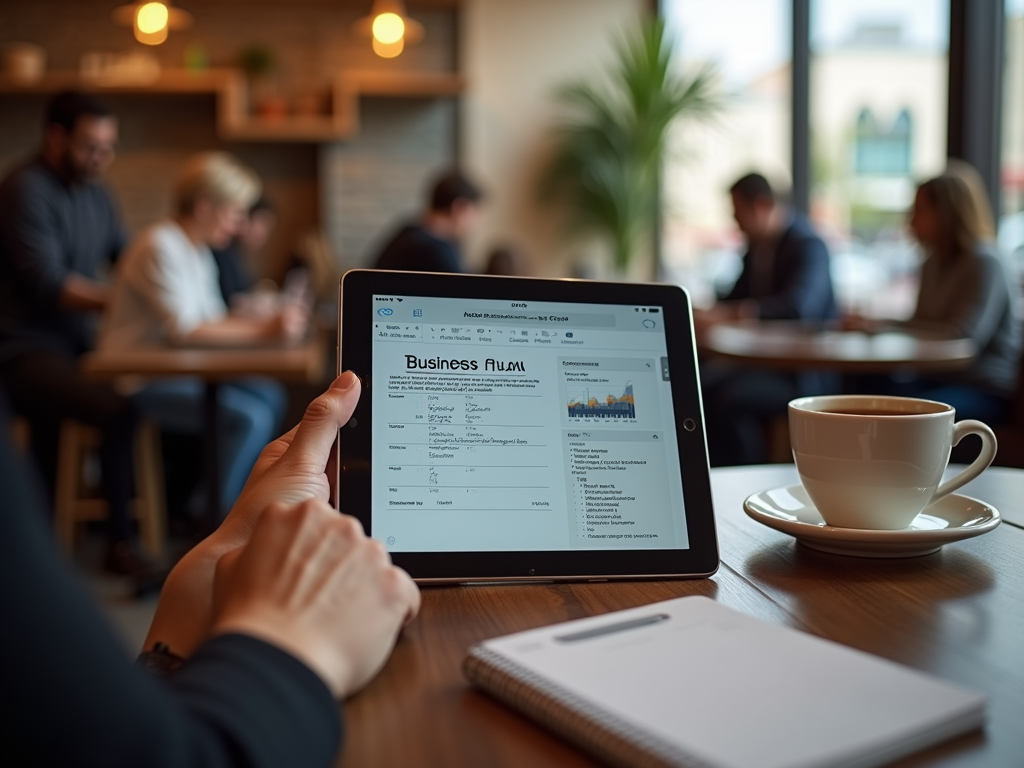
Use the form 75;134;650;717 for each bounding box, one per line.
0;91;149;575
696;173;838;466
373;171;483;273
0;371;420;768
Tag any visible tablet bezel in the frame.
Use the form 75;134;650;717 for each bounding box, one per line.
337;269;719;582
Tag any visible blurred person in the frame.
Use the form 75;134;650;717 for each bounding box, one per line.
0;91;150;575
850;166;1022;423
101;152;310;515
1;373;421;767
373;171;483;273
211;197;275;309
696;173;838;466
484;244;529;277
212;198;311;323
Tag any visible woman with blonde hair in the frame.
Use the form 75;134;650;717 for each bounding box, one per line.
102;152;308;515
860;162;1021;422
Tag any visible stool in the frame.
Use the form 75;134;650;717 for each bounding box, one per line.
54;419;166;558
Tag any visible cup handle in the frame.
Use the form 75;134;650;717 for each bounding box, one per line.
931;420;998;505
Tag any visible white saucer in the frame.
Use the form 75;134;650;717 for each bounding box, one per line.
743;485;1001;558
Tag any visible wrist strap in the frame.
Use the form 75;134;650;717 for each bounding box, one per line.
136;641;185;678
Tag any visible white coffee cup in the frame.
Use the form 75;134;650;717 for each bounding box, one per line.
788;395;997;530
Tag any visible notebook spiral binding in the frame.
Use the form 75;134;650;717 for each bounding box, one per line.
464;645;718;768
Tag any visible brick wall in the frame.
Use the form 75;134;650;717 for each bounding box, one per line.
321;97;456;267
0;0;458;278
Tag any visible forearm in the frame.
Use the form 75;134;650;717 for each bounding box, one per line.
58;273;111;311
180;315;278;346
145;533;234;656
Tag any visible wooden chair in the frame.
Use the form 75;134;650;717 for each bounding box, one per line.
54;419;167;558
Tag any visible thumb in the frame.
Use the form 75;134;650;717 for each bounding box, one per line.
283;372;361;471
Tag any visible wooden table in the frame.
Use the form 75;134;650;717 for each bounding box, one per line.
701;320;976;372
80;340;326;383
338;465;1024;767
82;339;326;527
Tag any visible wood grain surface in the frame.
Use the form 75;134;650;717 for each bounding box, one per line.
337;465;1024;767
80;338;325;383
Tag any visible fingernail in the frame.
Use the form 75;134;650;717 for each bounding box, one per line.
335;371;358;391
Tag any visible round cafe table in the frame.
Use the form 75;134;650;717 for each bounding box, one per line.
700;320;975;373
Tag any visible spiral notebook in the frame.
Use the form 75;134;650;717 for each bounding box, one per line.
464;596;984;768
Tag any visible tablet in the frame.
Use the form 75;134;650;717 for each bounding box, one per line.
336;270;718;583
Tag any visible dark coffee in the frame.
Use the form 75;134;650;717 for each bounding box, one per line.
822;408;920;416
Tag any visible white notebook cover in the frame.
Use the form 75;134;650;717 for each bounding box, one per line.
465;596;985;768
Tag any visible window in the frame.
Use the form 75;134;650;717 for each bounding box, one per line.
660;0;791;306
810;0;949;316
1001;0;1024;266
660;0;1016;315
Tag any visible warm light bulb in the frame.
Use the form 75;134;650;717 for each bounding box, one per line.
136;2;169;34
372;37;405;58
372;12;405;45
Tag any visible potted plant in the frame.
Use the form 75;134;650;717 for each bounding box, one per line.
541;18;719;278
239;44;286;120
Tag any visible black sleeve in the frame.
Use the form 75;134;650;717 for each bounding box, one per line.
0;401;343;768
211;243;254;303
0;173;71;310
106;187;129;265
417;240;463;274
720;252;752;302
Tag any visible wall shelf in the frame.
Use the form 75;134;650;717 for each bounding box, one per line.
0;68;465;142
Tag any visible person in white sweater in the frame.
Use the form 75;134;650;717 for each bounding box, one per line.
102;152;308;514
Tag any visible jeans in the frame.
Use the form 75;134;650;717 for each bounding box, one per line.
132;378;286;515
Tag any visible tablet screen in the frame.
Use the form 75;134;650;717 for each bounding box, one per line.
370;294;688;553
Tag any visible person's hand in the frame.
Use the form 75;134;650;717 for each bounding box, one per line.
272;302;310;343
840;313;882;333
693;301;757;342
211;499;420;698
144;372;362;656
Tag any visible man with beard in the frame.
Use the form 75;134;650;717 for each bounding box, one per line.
0;91;150;575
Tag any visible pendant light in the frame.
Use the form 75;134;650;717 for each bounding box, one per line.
353;0;424;59
112;1;194;46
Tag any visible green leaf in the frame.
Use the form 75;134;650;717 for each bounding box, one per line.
540;17;721;273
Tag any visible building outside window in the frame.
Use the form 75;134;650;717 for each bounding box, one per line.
809;0;949;317
854;107;913;176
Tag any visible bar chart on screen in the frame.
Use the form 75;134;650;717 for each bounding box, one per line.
566;381;636;420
